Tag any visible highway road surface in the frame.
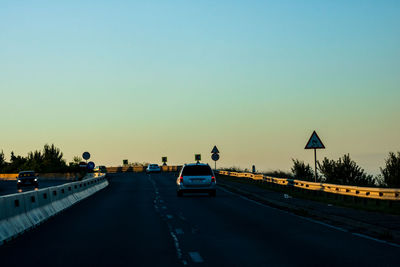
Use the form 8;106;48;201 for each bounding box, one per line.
0;180;68;197
0;172;399;266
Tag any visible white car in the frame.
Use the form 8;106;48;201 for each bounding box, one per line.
146;164;161;174
176;163;216;197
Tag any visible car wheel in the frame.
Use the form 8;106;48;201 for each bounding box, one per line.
177;191;183;197
209;190;216;197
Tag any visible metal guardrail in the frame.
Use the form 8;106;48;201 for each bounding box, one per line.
217;171;400;201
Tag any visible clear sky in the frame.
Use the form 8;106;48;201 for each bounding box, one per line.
1;1;399;175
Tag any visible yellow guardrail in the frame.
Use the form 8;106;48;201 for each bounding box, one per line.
218;171;400;201
106;166;182;173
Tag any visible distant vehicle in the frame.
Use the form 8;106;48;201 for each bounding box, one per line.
146;164;161;174
176;163;216;197
17;171;39;189
93;165;107;173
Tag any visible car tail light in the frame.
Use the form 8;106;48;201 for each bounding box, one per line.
179;176;183;184
211;176;215;182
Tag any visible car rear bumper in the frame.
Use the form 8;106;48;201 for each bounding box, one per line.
177;188;216;193
17;182;38;187
177;183;216;192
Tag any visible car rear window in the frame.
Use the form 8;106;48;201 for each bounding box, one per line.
182;165;212;176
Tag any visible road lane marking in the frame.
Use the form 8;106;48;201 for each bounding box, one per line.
219;187;400;248
189;252;204;263
352;233;400;248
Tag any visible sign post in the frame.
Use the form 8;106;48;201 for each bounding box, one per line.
305;131;325;182
162;157;167;166
211;146;220;172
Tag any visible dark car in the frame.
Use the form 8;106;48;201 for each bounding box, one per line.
17;171;39;189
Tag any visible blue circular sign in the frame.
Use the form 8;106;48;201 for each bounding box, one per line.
82;152;91;160
87;161;95;170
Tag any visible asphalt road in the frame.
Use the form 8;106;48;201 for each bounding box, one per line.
0;180;68;196
0;172;399;266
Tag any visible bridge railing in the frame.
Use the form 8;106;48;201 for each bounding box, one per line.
217;171;400;201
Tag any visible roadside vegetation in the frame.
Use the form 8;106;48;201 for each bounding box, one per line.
0;144;81;173
222;152;400;188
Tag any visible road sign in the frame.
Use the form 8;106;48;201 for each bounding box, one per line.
305;131;325;149
82;152;91;161
211;153;219;161
87;161;95;170
162;157;167;163
211;146;219;154
304;131;326;182
195;154;201;162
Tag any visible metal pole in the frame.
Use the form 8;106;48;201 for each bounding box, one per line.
314;148;317;182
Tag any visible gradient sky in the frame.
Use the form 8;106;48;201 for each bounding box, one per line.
1;1;399;175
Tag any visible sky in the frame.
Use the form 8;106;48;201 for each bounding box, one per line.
0;0;399;175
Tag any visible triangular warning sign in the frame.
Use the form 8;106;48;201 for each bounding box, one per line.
211;146;219;154
305;131;325;149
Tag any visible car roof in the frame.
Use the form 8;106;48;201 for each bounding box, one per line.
18;170;35;174
184;163;209;167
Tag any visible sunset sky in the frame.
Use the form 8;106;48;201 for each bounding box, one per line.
1;1;399;174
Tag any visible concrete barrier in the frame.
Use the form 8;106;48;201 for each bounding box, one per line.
0;174;108;245
3;193;33;237
23;190;46;226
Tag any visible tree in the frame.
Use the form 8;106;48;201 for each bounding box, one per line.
42;144;67;172
380;152;400;188
23;150;43;172
291;159;314;181
0;150;5;171
73;156;82;164
318;154;375;186
8;151;27;172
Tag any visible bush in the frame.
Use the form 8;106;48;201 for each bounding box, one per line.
380;152;400;188
263;171;293;179
318;154;375;186
291;159;314;181
220;166;247;172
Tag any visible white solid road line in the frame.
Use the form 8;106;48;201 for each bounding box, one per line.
219;187;400;248
189;252;204;263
